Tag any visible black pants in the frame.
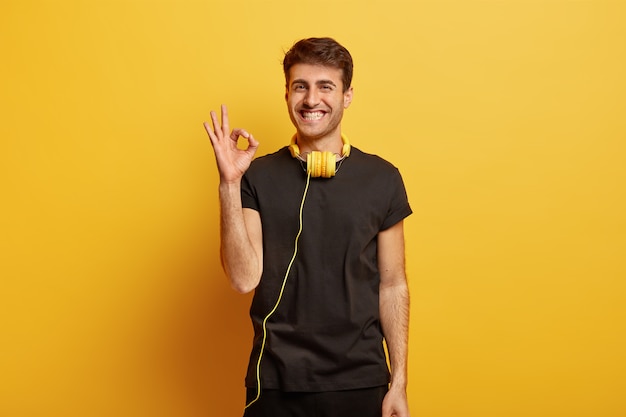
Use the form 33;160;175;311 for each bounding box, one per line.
243;386;388;417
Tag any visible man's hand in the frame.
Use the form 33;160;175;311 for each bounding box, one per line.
382;385;410;417
203;104;259;183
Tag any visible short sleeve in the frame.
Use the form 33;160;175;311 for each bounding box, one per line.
241;172;259;211
380;168;412;230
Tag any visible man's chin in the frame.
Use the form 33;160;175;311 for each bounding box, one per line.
295;126;324;140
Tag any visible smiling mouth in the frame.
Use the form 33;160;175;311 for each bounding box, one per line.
300;110;326;121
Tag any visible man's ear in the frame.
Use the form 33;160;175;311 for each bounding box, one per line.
343;86;354;109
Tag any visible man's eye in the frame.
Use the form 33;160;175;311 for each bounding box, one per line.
294;85;306;90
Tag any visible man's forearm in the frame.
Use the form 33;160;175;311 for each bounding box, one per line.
380;280;410;389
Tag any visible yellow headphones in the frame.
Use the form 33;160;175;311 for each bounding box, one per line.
288;133;351;178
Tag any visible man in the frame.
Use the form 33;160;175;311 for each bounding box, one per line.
204;37;411;417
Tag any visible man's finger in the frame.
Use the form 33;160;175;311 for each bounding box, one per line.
220;104;230;135
204;121;222;146
209;110;222;137
231;128;250;141
203;116;216;136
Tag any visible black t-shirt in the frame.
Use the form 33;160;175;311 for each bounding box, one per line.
241;146;412;392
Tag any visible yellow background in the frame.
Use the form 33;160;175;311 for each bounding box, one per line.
2;1;625;416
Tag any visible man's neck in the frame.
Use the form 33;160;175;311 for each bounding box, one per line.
296;131;343;155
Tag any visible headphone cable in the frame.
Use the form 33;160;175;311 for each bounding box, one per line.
245;170;312;409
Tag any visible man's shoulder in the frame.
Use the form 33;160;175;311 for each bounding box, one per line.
349;146;401;172
251;146;291;163
245;146;299;183
248;146;291;170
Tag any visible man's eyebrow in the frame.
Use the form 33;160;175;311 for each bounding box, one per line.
291;79;309;86
317;79;337;87
290;79;337;87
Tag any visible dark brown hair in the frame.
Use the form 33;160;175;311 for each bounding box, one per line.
283;37;353;92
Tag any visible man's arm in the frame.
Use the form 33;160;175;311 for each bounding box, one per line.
204;105;262;293
218;185;263;293
378;220;410;417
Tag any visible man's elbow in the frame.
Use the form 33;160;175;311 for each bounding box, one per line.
230;280;257;294
222;255;261;294
228;272;261;294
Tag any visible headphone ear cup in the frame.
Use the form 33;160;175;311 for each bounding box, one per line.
305;151;338;178
320;152;326;178
323;151;336;178
314;152;322;177
306;151;336;178
330;152;337;177
306;152;320;177
307;151;335;178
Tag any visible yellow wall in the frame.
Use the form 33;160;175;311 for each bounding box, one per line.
2;1;625;416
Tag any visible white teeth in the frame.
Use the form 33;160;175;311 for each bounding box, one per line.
302;111;324;120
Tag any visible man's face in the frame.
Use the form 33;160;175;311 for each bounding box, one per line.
286;63;353;143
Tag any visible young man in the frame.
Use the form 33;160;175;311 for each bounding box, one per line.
204;37;411;417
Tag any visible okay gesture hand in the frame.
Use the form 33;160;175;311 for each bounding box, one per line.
203;104;259;183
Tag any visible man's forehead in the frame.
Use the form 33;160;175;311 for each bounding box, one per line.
288;63;343;83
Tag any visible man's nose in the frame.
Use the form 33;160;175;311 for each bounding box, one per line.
304;88;320;107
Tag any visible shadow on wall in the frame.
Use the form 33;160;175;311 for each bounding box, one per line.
136;249;254;417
